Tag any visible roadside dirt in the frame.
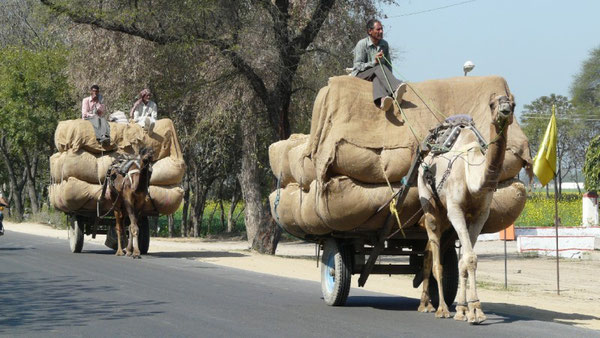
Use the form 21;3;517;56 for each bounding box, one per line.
5;221;600;331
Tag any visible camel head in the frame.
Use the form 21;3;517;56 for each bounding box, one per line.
139;147;155;167
489;93;515;127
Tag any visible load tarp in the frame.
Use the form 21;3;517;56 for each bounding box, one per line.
269;76;531;238
54;118;183;161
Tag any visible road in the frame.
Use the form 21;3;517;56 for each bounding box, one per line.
0;231;596;337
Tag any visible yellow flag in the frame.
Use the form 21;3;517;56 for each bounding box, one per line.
532;105;557;186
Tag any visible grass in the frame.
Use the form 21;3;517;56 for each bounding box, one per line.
515;192;583;227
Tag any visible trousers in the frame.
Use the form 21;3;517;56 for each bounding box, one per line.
356;65;402;103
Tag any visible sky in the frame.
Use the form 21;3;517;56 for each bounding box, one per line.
380;0;600;118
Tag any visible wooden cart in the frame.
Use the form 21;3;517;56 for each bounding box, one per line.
66;210;157;255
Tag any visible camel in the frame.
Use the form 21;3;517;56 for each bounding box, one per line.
105;147;154;258
416;93;515;323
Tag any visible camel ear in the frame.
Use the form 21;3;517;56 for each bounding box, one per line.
489;93;498;108
509;93;516;111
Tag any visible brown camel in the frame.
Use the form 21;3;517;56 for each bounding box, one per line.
106;147;154;258
416;94;515;323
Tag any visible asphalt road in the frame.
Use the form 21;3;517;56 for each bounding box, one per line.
0;231;597;337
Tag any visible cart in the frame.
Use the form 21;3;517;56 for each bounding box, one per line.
66;210;156;255
307;147;459;306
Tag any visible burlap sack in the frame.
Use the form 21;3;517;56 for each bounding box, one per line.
314;176;401;231
49;177;103;212
50;150;118;184
288;142;316;190
297;181;332;234
305;76;531;185
268;182;333;236
142;185;184;215
269;185;308;238
50;177;183;215
268;134;308;187
150;157;186;186
480;178;527;234
49;152;65;183
54;118;183;161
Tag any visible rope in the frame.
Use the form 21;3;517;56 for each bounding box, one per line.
377;61;421;145
273;172;283;224
380;55;447;122
378;156;406;238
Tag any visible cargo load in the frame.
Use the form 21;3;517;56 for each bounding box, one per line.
268;76;531;238
49;118;185;215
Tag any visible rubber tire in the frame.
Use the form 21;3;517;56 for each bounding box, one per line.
69;217;84;253
321;239;351;306
138;216;150;255
428;246;459;308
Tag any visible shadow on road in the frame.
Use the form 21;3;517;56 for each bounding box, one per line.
0;272;166;333
344;296;421;311
148;251;247;259
484;302;600;328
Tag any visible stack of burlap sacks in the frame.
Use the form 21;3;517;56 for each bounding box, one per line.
268;76;530;239
49;118;185;215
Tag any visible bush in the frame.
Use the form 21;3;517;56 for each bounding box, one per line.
584;135;600;192
515;192;582;227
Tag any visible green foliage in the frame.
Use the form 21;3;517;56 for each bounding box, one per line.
515;192;582;227
0;46;74;151
155;201;246;237
583;135;600;192
571;45;600;110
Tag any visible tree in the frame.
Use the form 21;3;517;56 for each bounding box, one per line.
571;45;600;112
39;0;390;253
520;94;588;197
0;47;74;219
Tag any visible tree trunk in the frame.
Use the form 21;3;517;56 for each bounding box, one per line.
181;173;191;237
0;137;24;221
227;183;241;233
192;174;213;238
238;118;280;253
22;148;39;213
168;214;174;238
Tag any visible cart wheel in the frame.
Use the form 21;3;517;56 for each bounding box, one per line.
138;216;150;255
428;246;458;308
321;239;351;306
69;216;84;253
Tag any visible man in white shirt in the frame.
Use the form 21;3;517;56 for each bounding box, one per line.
130;88;157;133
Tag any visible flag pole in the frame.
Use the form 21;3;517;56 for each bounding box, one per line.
554;175;560;295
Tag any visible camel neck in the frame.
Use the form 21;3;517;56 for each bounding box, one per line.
481;121;508;191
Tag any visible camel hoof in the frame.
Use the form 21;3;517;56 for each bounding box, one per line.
418;302;435;313
115;250;124;256
435;307;451;318
454;306;468;321
132;254;141;259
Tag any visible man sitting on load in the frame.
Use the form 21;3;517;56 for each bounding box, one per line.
352;18;407;111
130;88;157;133
81;84;110;145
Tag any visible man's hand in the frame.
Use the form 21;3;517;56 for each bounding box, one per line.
375;50;384;64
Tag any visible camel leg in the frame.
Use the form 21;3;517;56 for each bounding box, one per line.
464;210;490;324
124;201;141;259
114;208;125;256
446;203;472;322
454;254;469;321
425;213;450;318
418;241;435;313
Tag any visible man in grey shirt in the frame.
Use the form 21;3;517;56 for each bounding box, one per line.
352;19;406;111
